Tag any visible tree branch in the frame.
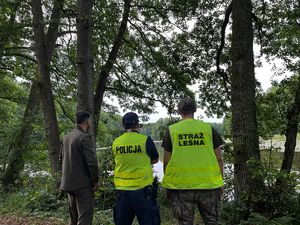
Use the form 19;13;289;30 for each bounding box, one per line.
128;20;157;58
94;0;132;131
113;63;140;87
45;0;64;63
0;66;14;72
252;12;263;52
57;30;77;37
216;1;232;99
3;52;38;64
4;46;34;51
0;95;26;104
105;86;170;109
56;99;75;123
123;37;160;73
130;4;185;13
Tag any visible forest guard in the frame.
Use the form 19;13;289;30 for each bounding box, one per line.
112;112;161;225
162;97;224;225
60;111;99;225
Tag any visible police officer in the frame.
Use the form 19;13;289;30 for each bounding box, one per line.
112;112;161;225
60;111;99;225
162;97;224;225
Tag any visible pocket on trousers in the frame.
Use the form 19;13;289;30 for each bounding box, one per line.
151;205;161;225
166;189;177;203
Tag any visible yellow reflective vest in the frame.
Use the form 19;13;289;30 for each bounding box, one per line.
162;119;224;189
112;132;153;190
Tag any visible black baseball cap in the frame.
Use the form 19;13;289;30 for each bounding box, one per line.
177;97;197;114
122;112;139;127
76;111;91;124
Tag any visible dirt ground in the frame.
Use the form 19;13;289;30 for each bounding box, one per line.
0;215;65;225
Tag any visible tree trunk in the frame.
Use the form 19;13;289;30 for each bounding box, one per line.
31;0;63;173
280;75;300;173
231;0;260;200
1;81;40;186
93;0;131;137
279;0;300;174
76;0;95;138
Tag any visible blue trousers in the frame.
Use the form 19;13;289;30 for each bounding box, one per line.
113;188;160;225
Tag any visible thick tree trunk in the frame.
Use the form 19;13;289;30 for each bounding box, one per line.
93;0;131;137
76;0;95;137
281;75;300;173
31;0;63;173
1;82;40;186
231;0;260;200
279;0;300;174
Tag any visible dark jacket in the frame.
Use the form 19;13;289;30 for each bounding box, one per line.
60;127;99;191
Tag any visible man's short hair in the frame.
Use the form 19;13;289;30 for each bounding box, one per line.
122;112;139;129
178;97;197;114
76;111;91;124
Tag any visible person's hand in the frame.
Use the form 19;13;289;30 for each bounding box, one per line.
91;182;99;192
58;188;65;198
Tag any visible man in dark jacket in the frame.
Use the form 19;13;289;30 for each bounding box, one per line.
60;111;99;225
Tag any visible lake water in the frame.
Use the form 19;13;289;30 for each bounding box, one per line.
97;140;300;183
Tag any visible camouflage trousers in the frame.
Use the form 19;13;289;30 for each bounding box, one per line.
167;188;222;225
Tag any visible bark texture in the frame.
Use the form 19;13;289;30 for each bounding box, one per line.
31;0;63;173
76;0;94;118
231;0;260;199
216;1;232;97
1;82;40;186
281;75;300;173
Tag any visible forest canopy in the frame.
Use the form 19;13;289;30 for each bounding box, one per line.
0;0;300;224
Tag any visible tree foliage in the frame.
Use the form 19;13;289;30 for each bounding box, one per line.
1;0;300;224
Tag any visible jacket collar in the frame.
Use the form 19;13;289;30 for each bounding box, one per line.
125;129;139;133
76;126;86;133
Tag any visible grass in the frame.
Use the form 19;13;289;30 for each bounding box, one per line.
260;150;300;171
0;184;190;225
0;214;65;225
272;133;300;141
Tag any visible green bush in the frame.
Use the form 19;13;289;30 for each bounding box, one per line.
239;213;297;225
26;189;65;212
221;161;300;225
93;209;114;225
0;174;68;220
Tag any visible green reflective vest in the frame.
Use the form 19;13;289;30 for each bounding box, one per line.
162;119;224;189
112;132;153;190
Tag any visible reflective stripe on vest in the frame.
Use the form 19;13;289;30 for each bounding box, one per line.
112;132;153;190
162;119;224;189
